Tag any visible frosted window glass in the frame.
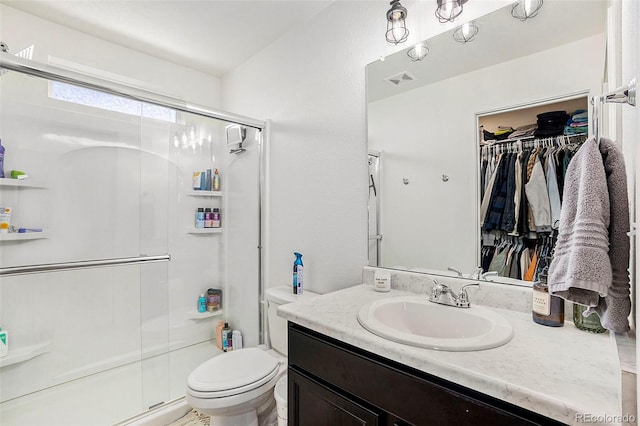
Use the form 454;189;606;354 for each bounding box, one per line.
50;81;176;123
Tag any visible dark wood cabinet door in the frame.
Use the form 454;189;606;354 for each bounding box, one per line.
289;368;381;426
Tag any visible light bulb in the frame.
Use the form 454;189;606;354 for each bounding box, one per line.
462;22;471;38
524;0;533;16
390;21;406;41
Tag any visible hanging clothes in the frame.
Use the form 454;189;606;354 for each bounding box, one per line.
480;134;587;276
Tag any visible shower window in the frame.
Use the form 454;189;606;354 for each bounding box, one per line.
49;81;177;123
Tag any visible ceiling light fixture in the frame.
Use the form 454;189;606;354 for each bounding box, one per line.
511;0;543;21
453;21;478;43
386;0;409;45
407;41;429;62
435;0;467;23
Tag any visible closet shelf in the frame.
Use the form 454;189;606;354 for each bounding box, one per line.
0;341;52;368
186;310;223;320
186;228;222;234
0;178;45;189
187;190;223;197
0;232;47;242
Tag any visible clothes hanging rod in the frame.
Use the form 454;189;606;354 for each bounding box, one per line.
0;254;171;276
0;51;266;130
482;133;587;146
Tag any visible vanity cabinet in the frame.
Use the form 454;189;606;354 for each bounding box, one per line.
288;323;565;426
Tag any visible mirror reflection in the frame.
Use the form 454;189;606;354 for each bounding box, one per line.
366;1;607;282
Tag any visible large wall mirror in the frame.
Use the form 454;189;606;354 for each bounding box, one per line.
366;0;607;282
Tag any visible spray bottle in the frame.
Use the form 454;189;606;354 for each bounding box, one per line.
293;252;304;294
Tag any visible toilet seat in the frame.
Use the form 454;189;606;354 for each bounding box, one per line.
187;348;280;399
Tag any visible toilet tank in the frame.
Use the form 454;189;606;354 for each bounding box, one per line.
266;285;318;356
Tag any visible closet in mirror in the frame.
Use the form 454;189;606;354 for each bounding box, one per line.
479;97;588;286
366;0;607;282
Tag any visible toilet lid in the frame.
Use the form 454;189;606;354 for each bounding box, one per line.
187;348;279;394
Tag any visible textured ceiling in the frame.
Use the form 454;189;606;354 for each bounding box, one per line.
2;0;334;77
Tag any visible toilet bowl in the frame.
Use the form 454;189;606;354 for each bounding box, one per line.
185;285;318;425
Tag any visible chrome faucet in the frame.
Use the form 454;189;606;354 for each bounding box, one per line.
480;271;498;281
468;267;484;279
447;267;463;277
429;280;480;308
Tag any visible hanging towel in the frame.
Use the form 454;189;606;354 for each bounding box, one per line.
548;138;610;305
589;138;631;332
548;137;631;332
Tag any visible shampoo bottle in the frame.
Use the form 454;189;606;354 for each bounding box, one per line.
232;330;243;350
0;328;8;358
216;320;224;350
222;322;231;351
195;208;205;228
213;168;220;191
293;252;304;294
198;293;207;313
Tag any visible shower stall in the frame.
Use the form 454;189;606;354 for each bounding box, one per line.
0;52;265;425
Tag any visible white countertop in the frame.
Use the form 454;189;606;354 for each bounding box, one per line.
278;284;622;426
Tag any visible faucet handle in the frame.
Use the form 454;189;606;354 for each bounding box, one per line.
456;283;480;308
429;280;448;300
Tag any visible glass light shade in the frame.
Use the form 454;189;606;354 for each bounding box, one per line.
386;0;409;44
453;21;479;43
511;0;543;21
435;0;467;23
407;41;429;62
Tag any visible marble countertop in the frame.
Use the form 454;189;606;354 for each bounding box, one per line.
278;284;622;426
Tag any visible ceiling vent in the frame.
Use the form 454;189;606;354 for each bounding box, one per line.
384;71;416;86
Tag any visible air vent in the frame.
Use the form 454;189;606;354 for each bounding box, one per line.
384;71;416;87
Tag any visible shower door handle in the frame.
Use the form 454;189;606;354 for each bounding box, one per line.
0;254;171;276
368;234;383;241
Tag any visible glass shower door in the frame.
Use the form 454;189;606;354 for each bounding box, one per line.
0;68;171;424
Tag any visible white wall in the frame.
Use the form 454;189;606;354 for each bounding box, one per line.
222;3;377;295
368;33;606;273
0;5;221;106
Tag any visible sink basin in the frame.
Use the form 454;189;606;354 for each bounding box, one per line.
357;296;513;351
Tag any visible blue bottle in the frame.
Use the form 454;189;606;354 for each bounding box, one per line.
198;293;207;313
293;252;304;294
0;139;5;179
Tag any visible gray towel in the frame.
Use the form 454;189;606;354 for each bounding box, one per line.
548;137;631;333
548;138;611;304
591;138;631;332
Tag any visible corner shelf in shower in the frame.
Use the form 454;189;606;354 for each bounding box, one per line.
0;178;46;189
186;310;224;320
186;228;222;234
0;341;52;368
187;190;223;197
0;232;47;242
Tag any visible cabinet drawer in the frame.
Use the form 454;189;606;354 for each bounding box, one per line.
288;323;564;426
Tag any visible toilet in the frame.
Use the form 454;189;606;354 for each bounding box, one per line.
186;285;318;426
